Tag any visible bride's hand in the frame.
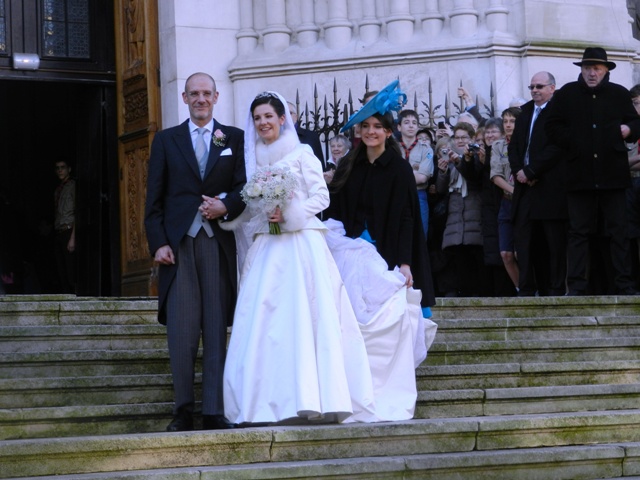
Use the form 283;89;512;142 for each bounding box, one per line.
269;206;283;223
399;264;413;287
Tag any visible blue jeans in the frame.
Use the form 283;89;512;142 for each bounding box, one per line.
417;189;429;238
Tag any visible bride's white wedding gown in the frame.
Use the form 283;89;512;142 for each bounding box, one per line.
222;129;436;425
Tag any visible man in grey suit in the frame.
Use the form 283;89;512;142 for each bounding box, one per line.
145;72;246;431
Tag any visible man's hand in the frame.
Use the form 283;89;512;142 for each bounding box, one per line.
199;195;228;220
154;245;175;265
516;169;529;184
67;235;75;253
457;86;473;106
621;124;631;139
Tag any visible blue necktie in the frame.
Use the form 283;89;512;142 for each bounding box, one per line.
195;127;208;178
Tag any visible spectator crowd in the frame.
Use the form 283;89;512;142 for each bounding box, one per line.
320;47;640;298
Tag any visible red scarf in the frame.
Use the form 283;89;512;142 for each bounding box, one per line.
400;138;419;160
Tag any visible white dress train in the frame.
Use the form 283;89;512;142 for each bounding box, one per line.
324;219;437;421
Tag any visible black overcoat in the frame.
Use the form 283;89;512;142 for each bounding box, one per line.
327;148;435;307
545;73;640;192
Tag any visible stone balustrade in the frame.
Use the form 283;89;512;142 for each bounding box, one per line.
237;0;512;54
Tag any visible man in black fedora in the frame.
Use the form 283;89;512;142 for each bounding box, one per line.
545;47;640;295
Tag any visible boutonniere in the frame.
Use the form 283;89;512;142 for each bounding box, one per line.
212;129;227;147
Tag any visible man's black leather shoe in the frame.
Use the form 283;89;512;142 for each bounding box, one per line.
565;290;584;296
166;411;193;432
202;414;236;430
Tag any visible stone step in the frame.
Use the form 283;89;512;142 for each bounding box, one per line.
416;383;640;419
5;335;638;381
0;325;166;353
5;382;638;441
3;411;640;478
433;316;640;342
433;295;640;319
417;360;640;390
0;296;157;327
0;374;185;409
12;444;640;480
427;336;640;365
0;402;173;441
4;316;640;357
0;349;176;379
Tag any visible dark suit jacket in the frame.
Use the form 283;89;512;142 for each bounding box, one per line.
295;124;325;167
508;100;567;220
144;119;246;324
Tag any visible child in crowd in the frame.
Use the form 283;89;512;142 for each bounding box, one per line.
397;110;434;237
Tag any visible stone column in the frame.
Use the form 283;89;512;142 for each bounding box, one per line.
324;0;353;49
358;0;382;44
297;0;320;47
449;0;478;38
236;0;258;54
421;0;444;38
262;0;292;53
485;0;509;33
386;0;413;44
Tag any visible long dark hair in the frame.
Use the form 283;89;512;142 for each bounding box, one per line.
250;92;286;117
331;111;401;192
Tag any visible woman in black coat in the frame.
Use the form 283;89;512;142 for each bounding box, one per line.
327;109;435;313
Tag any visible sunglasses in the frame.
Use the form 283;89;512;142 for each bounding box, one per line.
528;84;552;90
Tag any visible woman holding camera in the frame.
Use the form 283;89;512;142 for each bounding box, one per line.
435;122;485;297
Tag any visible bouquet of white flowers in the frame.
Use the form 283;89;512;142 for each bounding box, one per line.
241;165;298;234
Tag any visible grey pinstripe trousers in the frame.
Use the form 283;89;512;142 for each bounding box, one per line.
166;230;230;416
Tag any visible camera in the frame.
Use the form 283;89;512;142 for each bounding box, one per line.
468;143;481;152
437;121;446;129
441;148;450;155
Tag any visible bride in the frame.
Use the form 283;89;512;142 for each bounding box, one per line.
217;91;435;425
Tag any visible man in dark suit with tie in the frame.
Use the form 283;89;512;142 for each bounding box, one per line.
145;72;246;431
509;71;567;296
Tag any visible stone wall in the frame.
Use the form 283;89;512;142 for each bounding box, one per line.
157;0;640;130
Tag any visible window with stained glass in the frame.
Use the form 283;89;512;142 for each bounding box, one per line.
42;0;90;58
0;0;6;54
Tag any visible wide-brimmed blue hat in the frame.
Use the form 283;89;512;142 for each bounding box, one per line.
340;80;407;133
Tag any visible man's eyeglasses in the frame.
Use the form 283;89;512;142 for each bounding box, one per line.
528;84;552;90
453;135;470;141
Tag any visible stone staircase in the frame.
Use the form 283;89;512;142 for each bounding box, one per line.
2;295;640;478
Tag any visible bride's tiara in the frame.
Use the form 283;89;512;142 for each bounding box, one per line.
254;91;280;100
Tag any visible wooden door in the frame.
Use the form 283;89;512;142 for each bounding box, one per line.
113;0;161;295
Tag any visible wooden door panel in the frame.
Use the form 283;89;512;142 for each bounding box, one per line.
114;0;160;296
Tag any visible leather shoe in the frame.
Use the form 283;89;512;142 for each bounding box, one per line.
166;411;193;432
565;290;584;296
202;414;236;430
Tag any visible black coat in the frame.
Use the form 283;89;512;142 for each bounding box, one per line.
480;145;503;266
295;125;325;167
327;148;435;307
509;100;567;220
545;73;640;192
144;119;246;324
